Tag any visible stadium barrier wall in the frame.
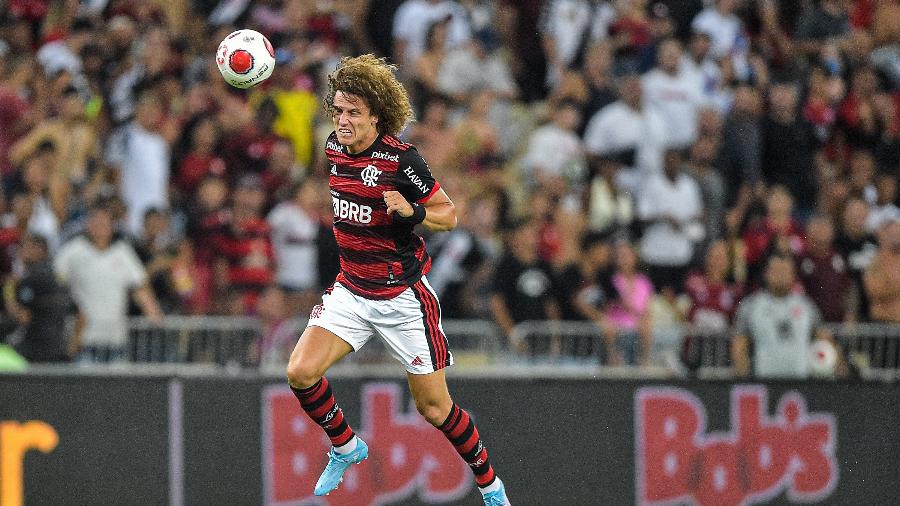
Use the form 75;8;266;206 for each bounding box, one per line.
2;372;899;505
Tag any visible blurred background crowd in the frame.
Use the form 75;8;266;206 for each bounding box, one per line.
0;0;898;370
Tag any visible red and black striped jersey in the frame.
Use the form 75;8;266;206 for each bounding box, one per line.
325;131;441;299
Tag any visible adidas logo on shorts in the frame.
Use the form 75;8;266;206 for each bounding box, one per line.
410;356;425;367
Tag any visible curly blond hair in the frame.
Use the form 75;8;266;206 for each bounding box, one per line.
323;54;414;136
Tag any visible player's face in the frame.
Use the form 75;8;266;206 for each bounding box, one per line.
332;91;379;154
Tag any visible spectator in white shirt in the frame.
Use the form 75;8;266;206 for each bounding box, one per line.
267;180;322;314
106;92;170;235
539;0;616;88
54;204;163;362
682;31;731;114
642;38;706;149
637;149;704;293
436;28;518;103
691;0;744;60
520;99;586;189
36;19;92;78
392;0;471;75
583;74;669;189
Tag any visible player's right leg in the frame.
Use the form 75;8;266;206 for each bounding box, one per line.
286;286;372;496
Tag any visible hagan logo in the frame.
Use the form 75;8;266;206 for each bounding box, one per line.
635;386;838;506
262;383;471;505
403;166;429;194
372;151;399;162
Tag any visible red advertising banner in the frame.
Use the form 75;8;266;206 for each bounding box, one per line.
635;385;839;506
262;383;471;505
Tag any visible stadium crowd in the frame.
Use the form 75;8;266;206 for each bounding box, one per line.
0;0;898;371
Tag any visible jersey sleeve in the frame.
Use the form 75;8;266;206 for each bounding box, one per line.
396;148;441;204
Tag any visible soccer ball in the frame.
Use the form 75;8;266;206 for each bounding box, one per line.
215;29;275;89
808;339;838;377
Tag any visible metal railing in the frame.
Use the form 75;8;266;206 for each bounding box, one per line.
126;316;505;367
60;317;896;381
836;323;900;381
508;320;900;380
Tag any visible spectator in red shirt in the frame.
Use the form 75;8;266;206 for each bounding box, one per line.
742;186;806;282
174;115;226;197
0;57;33;177
0;193;33;277
681;239;743;371
212;175;274;314
186;175;230;267
838;66;882;153
797;214;854;323
220;98;285;175
260;139;303;208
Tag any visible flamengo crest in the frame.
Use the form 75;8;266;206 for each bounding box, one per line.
361;164;381;187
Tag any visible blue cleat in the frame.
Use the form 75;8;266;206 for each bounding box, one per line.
313;438;369;496
482;479;511;505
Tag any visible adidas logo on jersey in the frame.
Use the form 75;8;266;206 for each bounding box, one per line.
410;356;425;367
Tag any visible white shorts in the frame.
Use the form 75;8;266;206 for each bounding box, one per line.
306;277;453;374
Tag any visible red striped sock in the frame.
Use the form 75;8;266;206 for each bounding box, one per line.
438;404;496;487
291;377;355;448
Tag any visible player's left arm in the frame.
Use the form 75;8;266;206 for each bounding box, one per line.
384;188;457;232
385;148;457;232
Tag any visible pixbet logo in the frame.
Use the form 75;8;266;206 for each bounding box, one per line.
635;386;838;506
371;151;399;162
262;383;471;505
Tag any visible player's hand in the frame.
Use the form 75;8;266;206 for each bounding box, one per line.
383;191;414;218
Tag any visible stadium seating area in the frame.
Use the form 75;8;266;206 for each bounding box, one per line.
0;0;899;371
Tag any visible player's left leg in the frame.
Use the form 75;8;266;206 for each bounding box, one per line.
377;278;510;504
407;370;511;505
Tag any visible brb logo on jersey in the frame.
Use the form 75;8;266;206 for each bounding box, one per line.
332;196;372;224
635;385;838;506
262;383;471;505
361;164;382;187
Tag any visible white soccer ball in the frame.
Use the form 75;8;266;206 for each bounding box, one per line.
808;339;838;377
215;29;275;89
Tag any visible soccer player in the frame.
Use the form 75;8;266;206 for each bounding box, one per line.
285;55;511;505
